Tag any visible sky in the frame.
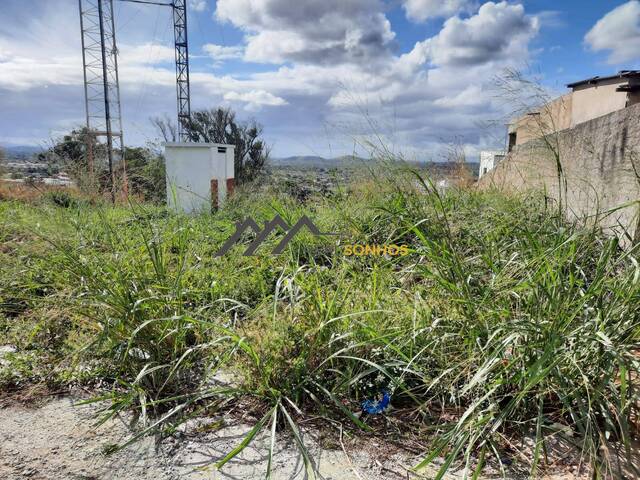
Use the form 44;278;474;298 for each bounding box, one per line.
1;0;640;160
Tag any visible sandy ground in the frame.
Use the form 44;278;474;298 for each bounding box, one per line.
0;395;462;480
2;394;623;480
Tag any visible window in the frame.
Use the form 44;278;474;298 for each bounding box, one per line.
508;132;517;152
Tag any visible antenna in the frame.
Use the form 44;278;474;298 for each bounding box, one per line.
78;0;126;201
172;0;192;141
115;0;192;136
78;0;192;192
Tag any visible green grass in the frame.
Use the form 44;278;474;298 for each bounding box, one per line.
1;166;639;478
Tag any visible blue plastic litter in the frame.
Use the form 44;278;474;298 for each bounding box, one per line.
361;390;391;414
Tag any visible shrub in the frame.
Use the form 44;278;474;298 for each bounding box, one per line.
45;190;78;209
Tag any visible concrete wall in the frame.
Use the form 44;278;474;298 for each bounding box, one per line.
481;102;640;241
571;78;629;127
165;143;235;214
508;80;639;148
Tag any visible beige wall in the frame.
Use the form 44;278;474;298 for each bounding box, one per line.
508;80;637;148
509;94;572;146
571;78;629;127
481;102;640;243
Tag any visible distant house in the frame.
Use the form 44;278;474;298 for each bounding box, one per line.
478;151;505;179
507;70;640;152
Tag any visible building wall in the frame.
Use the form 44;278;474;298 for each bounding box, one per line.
509;94;572;147
480;102;640;242
479;151;505;179
570;78;629;127
165;143;235;214
508;80;637;148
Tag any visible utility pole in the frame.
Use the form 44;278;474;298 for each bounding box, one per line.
78;0;126;201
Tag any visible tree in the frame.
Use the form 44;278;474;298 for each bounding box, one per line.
120;146;166;203
151;115;178;143
39;128;103;190
154;107;269;184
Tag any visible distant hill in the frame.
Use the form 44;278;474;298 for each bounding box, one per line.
1;145;44;161
270;155;367;168
270;155;479;177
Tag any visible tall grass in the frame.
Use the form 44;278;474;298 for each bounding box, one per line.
0;167;638;478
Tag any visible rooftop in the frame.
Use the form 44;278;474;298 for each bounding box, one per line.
567;70;640;89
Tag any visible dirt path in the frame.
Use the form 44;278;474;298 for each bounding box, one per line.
1;395;610;479
0;396;454;480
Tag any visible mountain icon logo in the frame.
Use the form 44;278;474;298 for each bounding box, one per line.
214;215;336;256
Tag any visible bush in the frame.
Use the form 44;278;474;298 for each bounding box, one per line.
45;190;78;209
121;147;166;204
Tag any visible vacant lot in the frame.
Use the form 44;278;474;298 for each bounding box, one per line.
1;167;639;478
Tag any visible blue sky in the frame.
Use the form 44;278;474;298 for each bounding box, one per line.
1;0;639;159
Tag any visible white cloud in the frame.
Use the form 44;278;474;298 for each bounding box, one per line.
188;0;207;12
0;46;79;91
203;43;244;61
402;0;475;22
534;10;565;29
424;2;539;67
0;41;175;92
223;89;288;110
434;85;486;108
215;0;395;65
585;1;640;64
119;43;175;65
311;2;537;154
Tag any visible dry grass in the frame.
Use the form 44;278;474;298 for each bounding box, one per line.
0;180;77;202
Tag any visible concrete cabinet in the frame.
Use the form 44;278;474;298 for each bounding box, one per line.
164;142;235;214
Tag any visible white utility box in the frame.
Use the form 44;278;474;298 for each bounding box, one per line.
164;142;235;214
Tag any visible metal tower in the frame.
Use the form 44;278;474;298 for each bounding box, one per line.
78;0;126;200
172;0;191;141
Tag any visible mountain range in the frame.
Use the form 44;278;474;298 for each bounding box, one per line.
271;155;479;175
0;145;44;161
1;146;479;176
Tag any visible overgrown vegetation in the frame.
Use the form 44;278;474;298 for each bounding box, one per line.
1;165;639;478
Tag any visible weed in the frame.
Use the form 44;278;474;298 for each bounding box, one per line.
1;166;638;478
